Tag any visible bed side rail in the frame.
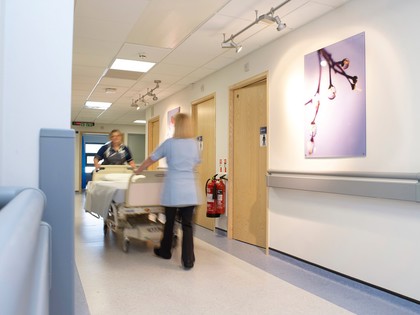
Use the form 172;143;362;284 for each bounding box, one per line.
125;171;166;207
92;165;134;181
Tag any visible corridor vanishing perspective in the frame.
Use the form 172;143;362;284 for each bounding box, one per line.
74;193;420;315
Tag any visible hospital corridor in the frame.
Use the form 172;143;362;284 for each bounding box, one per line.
74;193;420;315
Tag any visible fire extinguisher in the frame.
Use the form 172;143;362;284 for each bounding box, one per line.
206;174;227;217
215;174;227;215
206;174;220;217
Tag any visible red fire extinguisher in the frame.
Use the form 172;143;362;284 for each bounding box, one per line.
215;174;226;215
206;174;219;217
206;174;227;217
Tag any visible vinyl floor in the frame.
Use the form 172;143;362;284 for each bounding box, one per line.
74;193;420;315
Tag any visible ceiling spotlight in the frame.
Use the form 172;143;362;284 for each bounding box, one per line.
259;13;286;31
273;16;286;31
277;22;286;31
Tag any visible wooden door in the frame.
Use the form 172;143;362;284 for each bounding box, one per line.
147;116;160;170
231;78;267;248
192;96;216;230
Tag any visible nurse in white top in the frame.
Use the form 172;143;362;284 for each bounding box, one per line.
135;113;201;270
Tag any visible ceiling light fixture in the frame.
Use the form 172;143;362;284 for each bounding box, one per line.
110;58;155;73
221;0;290;51
84;101;112;110
274;16;287;31
130;80;161;110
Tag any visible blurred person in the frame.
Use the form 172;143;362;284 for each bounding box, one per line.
94;129;136;170
135;113;201;270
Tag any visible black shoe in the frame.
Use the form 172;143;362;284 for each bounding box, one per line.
182;260;194;270
154;247;171;259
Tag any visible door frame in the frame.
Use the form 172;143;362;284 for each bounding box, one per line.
192;93;216;230
228;72;269;252
147;115;160;155
78;131;110;191
147;115;160;170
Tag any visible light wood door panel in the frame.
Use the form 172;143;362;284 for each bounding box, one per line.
147;116;160;171
192;97;216;230
232;79;267;248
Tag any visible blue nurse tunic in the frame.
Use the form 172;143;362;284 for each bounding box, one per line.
150;138;202;207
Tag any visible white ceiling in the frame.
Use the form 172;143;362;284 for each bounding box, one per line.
72;0;350;125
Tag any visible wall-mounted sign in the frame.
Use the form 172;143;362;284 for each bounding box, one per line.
197;135;203;151
260;126;267;147
72;121;95;127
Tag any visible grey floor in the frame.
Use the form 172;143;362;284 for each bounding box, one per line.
74;193;420;314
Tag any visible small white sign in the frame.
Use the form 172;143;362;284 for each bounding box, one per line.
197;136;204;151
260;134;267;147
260;127;267;147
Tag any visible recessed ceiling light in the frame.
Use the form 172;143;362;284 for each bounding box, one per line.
110;58;155;73
84;101;112;110
133;120;146;124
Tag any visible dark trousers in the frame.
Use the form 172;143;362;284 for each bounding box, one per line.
159;206;195;264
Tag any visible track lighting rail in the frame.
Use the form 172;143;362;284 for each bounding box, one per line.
221;0;291;51
130;80;161;110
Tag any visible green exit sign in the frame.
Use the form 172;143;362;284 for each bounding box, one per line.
72;121;95;127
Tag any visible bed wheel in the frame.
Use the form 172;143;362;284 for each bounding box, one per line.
123;238;130;253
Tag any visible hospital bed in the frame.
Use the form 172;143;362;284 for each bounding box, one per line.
84;165;166;252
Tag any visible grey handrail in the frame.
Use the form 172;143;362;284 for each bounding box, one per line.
0;187;50;315
267;170;420;180
266;170;420;202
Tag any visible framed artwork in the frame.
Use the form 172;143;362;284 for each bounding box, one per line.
304;32;366;158
167;106;180;138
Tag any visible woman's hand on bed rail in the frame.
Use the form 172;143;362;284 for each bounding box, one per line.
134;156;155;175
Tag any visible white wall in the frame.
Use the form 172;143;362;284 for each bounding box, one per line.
269;188;420;300
0;0;74;187
0;0;5;174
266;0;420;301
268;0;420;173
148;0;420;301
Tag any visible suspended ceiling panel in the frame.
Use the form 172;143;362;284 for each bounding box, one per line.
126;0;232;48
72;0;351;125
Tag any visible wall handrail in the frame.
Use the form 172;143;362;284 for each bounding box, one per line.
0;187;49;315
266;170;420;202
267;170;420;181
